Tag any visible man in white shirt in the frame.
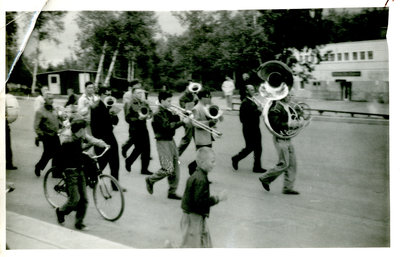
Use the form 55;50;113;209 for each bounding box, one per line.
77;81;99;134
221;76;235;110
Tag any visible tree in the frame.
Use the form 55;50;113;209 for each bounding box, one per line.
28;11;66;93
6;12;19;77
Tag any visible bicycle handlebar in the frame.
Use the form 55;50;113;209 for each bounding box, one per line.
83;146;110;159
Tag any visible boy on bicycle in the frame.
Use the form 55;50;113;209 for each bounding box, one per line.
55;118;108;231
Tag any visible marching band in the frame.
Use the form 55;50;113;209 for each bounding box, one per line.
30;60;310;193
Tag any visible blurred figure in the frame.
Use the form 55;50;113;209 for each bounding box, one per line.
64;88;79;107
221;76;235;110
33;86;49;112
5;86;19;170
77;81;99;135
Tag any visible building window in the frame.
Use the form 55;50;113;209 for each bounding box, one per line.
360;51;365;60
329;53;335;61
344;52;349;60
353;52;358;60
51;76;58;83
337;53;342;61
368;51;373;59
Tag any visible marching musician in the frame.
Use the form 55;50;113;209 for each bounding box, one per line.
77;81;99;134
257;61;301;195
121;80;139;158
124;82;153;175
231;84;267;173
145;90;189;200
188;89;222;175
33;93;61;177
177;82;199;156
90;87;126;191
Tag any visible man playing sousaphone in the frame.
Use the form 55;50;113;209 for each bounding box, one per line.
123;81;153;175
257;61;305;195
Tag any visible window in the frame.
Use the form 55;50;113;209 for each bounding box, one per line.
344;52;349;60
368;51;373;59
329;53;335;61
51;76;58;83
337;53;342;61
360;51;365;60
353;52;358;60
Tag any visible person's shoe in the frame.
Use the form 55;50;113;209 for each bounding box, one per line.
35;137;40;147
167;193;182;200
231;156;238;171
6;165;17;170
141;170;153;175
125;159;131;172
75;224;89;231
121;146;128;158
145;177;153;194
259;178;270;192
282;189;300;195
34;166;41;177
253;168;267;173
55;208;65;224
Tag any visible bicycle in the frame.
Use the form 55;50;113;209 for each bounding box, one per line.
43;147;125;221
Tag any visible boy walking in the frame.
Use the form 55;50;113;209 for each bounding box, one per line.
55;119;108;230
180;147;227;248
145;90;188;200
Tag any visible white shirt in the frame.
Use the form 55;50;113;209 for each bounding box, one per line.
221;80;235;95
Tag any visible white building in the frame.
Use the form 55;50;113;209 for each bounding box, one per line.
292;39;388;102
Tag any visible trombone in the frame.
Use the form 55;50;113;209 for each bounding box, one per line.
169;103;223;138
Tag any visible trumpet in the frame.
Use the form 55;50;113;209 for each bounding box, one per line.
131;98;152;119
169;103;223;138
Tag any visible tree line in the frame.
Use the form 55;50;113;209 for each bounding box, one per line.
6;8;388;94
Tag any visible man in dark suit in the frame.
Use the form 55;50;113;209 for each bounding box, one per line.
90;87;126;191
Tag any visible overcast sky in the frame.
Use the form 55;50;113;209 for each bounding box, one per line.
17;11;186;66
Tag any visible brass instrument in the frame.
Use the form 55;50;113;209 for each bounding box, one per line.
204;104;223;120
257;60;311;139
188;82;202;93
104;96;122;114
168;103;223;138
131;98;152;119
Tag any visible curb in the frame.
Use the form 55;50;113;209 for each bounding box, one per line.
6;211;132;249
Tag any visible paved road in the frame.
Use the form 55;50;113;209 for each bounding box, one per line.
5;96;389;248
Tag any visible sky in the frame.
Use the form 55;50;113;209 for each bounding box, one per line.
17;11;186;66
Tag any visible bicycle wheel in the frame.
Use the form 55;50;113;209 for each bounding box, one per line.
43;168;68;208
93;174;125;221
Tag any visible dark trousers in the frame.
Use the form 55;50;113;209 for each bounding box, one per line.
188;144;212;175
95;134;119;181
6;122;13;166
36;134;60;171
59;168;88;227
178;124;194;156
126;129;151;173
233;127;262;170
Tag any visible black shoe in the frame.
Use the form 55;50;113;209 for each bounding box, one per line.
35;137;40;147
56;208;65;224
75;224;89;231
253;168;267;173
125;159;131;172
231;157;238;171
145;177;153;194
282;189;300;195
167;193;182;200
141;170;153;175
259;178;270;191
34;166;41;177
6;165;17;170
121;146;128;158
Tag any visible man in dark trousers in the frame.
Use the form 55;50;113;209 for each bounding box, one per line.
33;93;61;177
124;83;153;175
90;87;126;191
231;84;266;173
